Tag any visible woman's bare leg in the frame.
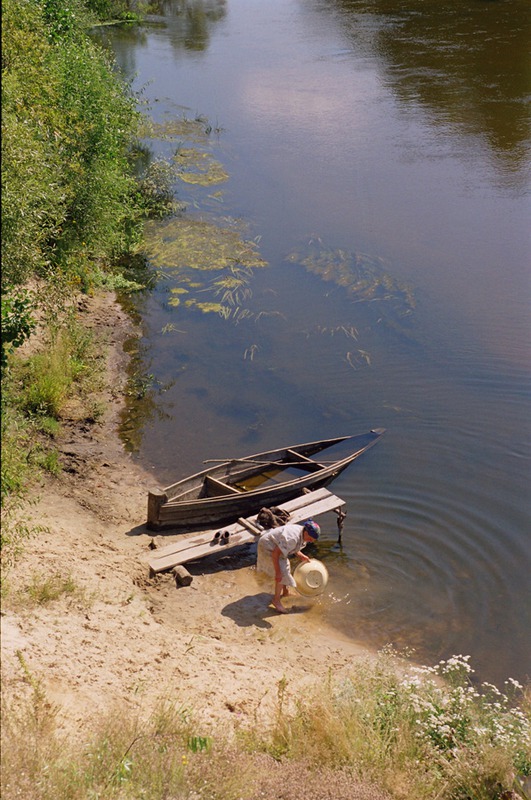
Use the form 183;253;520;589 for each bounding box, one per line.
273;581;289;613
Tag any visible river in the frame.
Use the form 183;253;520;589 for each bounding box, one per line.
96;0;530;687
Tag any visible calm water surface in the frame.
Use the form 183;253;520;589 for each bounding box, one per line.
99;0;530;686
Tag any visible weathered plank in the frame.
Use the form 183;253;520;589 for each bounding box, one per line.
150;529;255;574
150;487;341;561
147;488;345;574
237;517;262;535
204;475;242;495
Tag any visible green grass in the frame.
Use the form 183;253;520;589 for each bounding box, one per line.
20;339;88;417
23;571;78;606
0;310;106;500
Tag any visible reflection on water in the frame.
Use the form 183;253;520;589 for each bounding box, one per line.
150;0;227;52
103;0;530;686
329;0;531;178
95;1;227;80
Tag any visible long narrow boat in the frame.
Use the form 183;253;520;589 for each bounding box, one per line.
146;428;385;530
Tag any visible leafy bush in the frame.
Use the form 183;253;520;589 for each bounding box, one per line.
135;159;181;218
1;289;36;372
42;0;87;41
1;0;142;291
1;0;65;285
85;0;138;22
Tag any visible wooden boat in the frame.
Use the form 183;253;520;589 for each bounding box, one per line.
146;428;385;530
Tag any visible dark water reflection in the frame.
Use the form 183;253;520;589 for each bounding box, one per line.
330;0;530;172
146;0;226;51
98;0;530;686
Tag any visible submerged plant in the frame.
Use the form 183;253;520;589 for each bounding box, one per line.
174;147;229;186
139;116;214;144
144;216;267;319
138;111;269;321
287;239;416;325
244;344;259;361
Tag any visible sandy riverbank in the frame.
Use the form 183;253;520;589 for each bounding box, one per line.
1;291;377;740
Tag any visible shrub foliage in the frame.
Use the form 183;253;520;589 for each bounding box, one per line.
1;0;149;499
1;0;140;292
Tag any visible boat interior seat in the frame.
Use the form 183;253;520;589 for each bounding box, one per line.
204;475;242;496
286;449;325;471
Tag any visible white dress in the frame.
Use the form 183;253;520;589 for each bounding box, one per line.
256;523;306;587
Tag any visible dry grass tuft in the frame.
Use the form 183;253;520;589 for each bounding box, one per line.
1;651;529;800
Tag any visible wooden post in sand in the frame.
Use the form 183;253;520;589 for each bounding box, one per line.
172;565;193;587
147;488;168;530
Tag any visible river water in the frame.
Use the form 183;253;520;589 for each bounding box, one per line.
97;0;530;687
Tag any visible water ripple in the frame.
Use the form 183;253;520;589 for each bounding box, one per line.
319;474;530;684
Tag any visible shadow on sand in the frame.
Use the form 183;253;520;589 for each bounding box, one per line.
221;592;313;629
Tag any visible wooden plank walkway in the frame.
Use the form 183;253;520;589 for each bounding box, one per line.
147;487;345;574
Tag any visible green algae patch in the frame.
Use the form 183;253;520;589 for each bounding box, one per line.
138;115;228;191
168;287;190;307
139;113;267;320
144;217;267;272
144;215;267;318
175;148;228;186
185;300;225;314
139;117;213;143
